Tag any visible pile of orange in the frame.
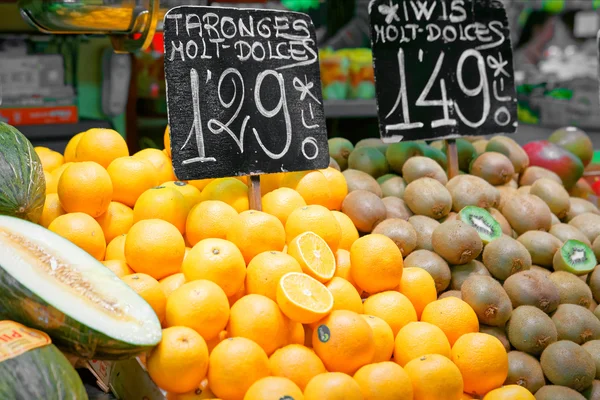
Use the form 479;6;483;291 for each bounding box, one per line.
37;127;512;400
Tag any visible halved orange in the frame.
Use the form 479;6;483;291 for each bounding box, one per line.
276;272;334;324
287;232;336;283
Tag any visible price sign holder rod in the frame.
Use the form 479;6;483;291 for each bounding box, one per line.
248;175;262;211
445;139;459;179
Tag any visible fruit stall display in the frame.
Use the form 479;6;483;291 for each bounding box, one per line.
3;119;600;400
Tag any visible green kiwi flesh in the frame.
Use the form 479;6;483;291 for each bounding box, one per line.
461;275;513;326
403;249;450;293
480;325;511;352
517;231;563;268
551;304;600;345
457;206;502;244
450;260;490;291
483;236;532;281
540;340;596;392
553;240;597;276
507;305;557;355
549;271;593;308
503;270;560;314
505;351;545;394
535;385;587;400
583;341;600;379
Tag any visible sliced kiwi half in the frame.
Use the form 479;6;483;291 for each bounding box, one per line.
457;206;502;244
553;240;597;276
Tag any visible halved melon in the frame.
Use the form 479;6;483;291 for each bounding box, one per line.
0;215;162;359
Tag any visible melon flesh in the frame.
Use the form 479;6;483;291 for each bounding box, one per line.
0;215;161;359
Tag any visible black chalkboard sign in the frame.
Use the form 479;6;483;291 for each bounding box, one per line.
164;6;328;180
369;0;517;142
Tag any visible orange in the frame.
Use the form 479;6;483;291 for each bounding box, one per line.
159;273;186;298
312;310;375;375
276;272;333;324
166;280;229;340
125;219;185;280
107;156;159;207
161;181;202;208
288;232;336;283
394;321;451;367
245;251;302;301
44;171;55;194
261;188;306;226
133;148;176;183
95;201;134;244
182;238;245;296
76;128;129;168
269;344;326;391
184;247;191;260
303;324;314;348
260;172;285;195
101;259;134;277
48;212;106;260
397;267;437;318
350;234;404;294
404;354;464;400
57;162;113;218
320;167;348;211
36;147;64;172
40;193;65;228
199;178;249;212
483;385;535;400
303;372;363;400
361;315;394;363
331;211;359;251
420;297;479;346
228;283;245;307
285;205;342;252
48;162;72;194
461;394;475;400
451;332;509;396
208;337;270;400
362;291;417;337
122;273;166;323
280;170;332;208
226;210;286;264
187;178;213;191
243;376;303;400
206;330;228;354
105;234;127;263
165;379;216;399
353;361;413;400
185;201;238;246
326;277;363;314
164;126;172;158
227;294;288;356
288;320;304;345
133;186;189;235
63;132;83;163
147;326;209;394
333;249;360;291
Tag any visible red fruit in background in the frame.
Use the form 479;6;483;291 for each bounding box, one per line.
549;126;594;167
522;140;584;190
592;180;600;197
571;177;595;198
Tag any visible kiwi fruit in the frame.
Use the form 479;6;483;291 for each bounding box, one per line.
450;260;490;290
507;305;557;355
386;142;424;174
439;212;457;223
438;290;462;300
535;385;587;400
472;139;488;155
503;270;560;313
553;240;597;276
443;138;476;171
408;215;440;251
583;341;600;379
540;340;596;392
552;304;600;344
593;236;600;261
382;197;413;220
329;157;340;171
403;249;450;293
530;178;571;219
402;156;448;185
488;208;512;236
583;380;600;400
502;194;553;235
530;265;552;278
461;275;513;326
446;175;500;212
591;299;599;313
417;143;448;170
403;177;452;220
469;152;515;185
377;174;406;198
570;214;600;243
342;169;383;197
341;190;387;233
483;236;532;281
486;136;530;173
480;325;511;352
505;351;545;394
518;186;532;195
567;198;600;221
432;220;483;265
519;166;563;186
588;266;600;303
551;213;561;225
550;224;592;246
372;218;417;256
429;140;443;150
457;206;503;244
328;137;354;170
517;231;563;268
355;138;388;155
549;271;593;307
348;146;389;178
497;186;518;211
571;178;596;199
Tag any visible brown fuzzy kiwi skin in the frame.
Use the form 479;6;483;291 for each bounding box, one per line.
507;305;557;355
553;242;596;276
379;176;406;198
593;236;600;262
516;231;563;268
549;271;593;308
483;236;532;281
489;208;512;236
503;270;560;314
403;249;450;293
431;220;483;265
540;340;596;392
518;185;531;196
519;166;563;186
382;197;413;220
403;177;453;220
535;385;587;400
341;190;387;233
551;304;600;345
446;175;500;212
583;342;600;380
550;213;561;225
450;260;490;291
438;290;462;300
496;186;518;212
569;213;600;243
402;156;448;185
505;351;545;394
583;380;600;400
530;265;552;278
501;194;553;235
550;224;592;246
486;136;529;173
372;218;417;257
469;152;515;185
589;266;600;303
567;198;600;221
530;178;571;220
408;215;440;251
461;275;513;327
342;169;383;197
480;325;511;352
